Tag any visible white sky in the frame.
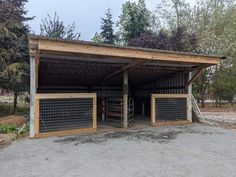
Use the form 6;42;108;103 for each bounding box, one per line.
25;0;196;41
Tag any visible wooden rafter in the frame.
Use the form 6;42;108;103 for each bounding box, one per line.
185;68;204;87
104;60;145;81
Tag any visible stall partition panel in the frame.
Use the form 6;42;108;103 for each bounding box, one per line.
151;94;190;126
34;93;97;138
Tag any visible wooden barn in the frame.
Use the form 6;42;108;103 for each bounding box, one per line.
28;35;222;138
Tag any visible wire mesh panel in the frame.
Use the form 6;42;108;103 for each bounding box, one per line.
39;98;93;133
155;98;187;121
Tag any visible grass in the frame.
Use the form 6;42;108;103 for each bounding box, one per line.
0;125;17;134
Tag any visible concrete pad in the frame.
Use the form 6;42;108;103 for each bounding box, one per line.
0;124;236;177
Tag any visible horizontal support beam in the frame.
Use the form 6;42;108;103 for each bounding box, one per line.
152;120;190;127
35;93;96;99
33;128;96;138
30;38;221;65
151;94;189;98
104;60;145;81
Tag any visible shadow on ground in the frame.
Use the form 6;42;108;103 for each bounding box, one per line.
54;125;223;145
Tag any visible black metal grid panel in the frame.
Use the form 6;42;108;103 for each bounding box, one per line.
155;98;187;121
39;98;93;133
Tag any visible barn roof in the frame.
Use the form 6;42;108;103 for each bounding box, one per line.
28;35;223;88
28;34;225;65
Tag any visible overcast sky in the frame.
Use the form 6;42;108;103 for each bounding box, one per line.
25;0;195;41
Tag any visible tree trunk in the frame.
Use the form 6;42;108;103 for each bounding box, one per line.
201;99;205;108
13;92;18;112
219;99;222;107
215;99;218;107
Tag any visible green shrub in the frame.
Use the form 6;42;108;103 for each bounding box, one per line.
0;125;17;134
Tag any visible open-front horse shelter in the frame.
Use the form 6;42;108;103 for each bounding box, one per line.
28;35;222;138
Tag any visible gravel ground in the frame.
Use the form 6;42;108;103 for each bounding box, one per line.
202;112;236;129
0;124;236;177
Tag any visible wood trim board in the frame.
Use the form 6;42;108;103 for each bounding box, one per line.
33;93;97;138
35;93;96;99
29;38;221;65
151;94;190;127
34;128;97;138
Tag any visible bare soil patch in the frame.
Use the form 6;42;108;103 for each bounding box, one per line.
0;115;27;127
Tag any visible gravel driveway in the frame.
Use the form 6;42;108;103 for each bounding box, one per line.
0;124;236;177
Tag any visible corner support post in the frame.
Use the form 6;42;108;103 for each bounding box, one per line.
123;71;128;129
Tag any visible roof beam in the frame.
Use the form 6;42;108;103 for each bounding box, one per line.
185;68;204;87
104;60;145;81
135;65;208;88
31;39;221;65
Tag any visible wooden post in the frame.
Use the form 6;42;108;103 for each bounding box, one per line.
102;82;105;121
30;55;36;138
123;71;128;129
151;94;156;126
187;72;192;122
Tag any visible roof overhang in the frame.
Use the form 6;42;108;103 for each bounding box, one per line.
28;35;225;88
29;35;224;66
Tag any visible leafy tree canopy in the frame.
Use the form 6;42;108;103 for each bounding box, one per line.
0;0;32;110
128;27;198;53
100;9;115;44
40;12;80;40
117;0;151;43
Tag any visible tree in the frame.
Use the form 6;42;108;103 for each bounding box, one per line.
40;12;80;40
128;31;171;50
100;9;115;44
193;68;214;107
188;0;236;107
91;32;103;43
128;27;198;53
0;0;32;111
117;0;151;43
153;0;191;31
154;0;236;107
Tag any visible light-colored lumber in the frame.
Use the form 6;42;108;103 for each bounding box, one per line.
185;69;203;87
35;93;96;99
152;120;190;127
151;94;189;98
29;38;221;65
33;128;96;138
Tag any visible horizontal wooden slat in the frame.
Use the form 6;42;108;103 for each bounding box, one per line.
29;39;221;65
151;94;189;98
35;93;96;99
33;128;96;138
152;120;190;127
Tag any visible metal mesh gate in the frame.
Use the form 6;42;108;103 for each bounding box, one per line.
151;94;189;126
39;98;93;133
155;98;187;121
34;93;96;136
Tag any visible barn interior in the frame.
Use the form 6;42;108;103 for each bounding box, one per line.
37;51;207;130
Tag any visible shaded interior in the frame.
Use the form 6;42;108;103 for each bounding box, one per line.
36;51;203;129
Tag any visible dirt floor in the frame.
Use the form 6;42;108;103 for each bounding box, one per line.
0;124;236;177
